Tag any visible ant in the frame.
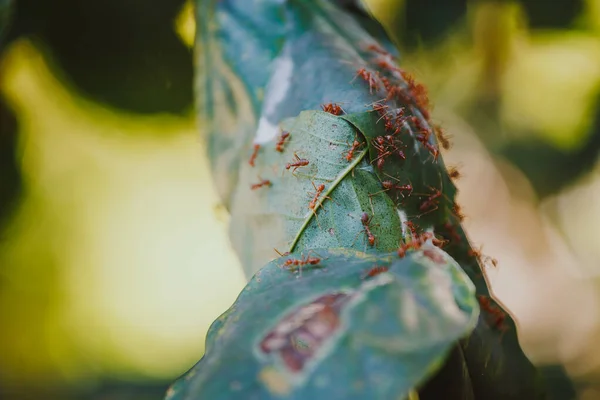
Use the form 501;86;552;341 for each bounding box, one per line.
400;70;415;87
452;203;465;221
397;240;420;258
369;173;413;200
411;83;430;110
248;143;261;167
434;125;452;150
477;295;508;335
448;166;461;181
354;68;380;94
374;57;404;77
416;132;439;161
361;265;389;279
397;231;443;258
409;115;427;134
400;71;431;114
251;177;271;190
321;103;344;116
404;220;420;240
382;82;405;103
391;108;408;135
364;43;390;56
275;131;291;153
419;231;447;248
348;211;379;248
372;136;406;169
383;135;406;159
308;181;333;213
344;138;364;162
371;101;389;119
468;245;498;268
309;182;326;210
418;187;443;214
371;137;392;169
285;152;310;174
443;221;462;244
274;248;291;257
361;212;377;246
279;251;325;275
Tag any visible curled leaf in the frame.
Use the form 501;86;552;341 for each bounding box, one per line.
166;247;479;400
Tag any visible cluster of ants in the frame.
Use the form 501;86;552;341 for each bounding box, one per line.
274;216;505;333
244;40;506;334
355;43;454;166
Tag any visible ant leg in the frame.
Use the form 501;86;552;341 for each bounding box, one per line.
368;195;376;217
368;188;391;199
416;205;439;218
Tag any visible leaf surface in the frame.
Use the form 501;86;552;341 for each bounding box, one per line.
166;247;479;400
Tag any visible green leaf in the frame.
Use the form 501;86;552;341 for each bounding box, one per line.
195;0;395;208
165;247;479;400
193;0;566;398
231;110;402;277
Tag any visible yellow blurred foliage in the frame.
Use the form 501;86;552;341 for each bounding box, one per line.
502;31;600;148
0;39;244;386
175;0;196;49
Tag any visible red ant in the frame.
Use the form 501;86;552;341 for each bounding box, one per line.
370;173;413;200
372;136;405;169
382;180;412;197
371;102;389;119
281;255;322;271
419;231;447;248
361;265;389;279
384;83;404;103
400;71;432;116
371;103;406;136
321;103;344;116
409;115;427;133
279;251;324;274
364;43;390;56
397;240;421;258
416;132;439;161
391;108;407;135
344;139;363;162
418;187;443;214
308;181;333;214
384;135;406;159
248;143;260;167
251;177;271;190
374;57;404;76
371;137;392;169
274;249;291;257
400;70;415;87
412;83;430;111
275;131;290;153
443;221;462;244
404;220;420;240
397;231;443;258
448;166;461;181
477;295;508;335
308;182;326;210
452;203;465;221
468;245;498;268
361;212;377;246
434;125;452;150
354;68;380;94
349;211;378;248
285;152;310;174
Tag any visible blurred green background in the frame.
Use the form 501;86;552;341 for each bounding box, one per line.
1;0;600;399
